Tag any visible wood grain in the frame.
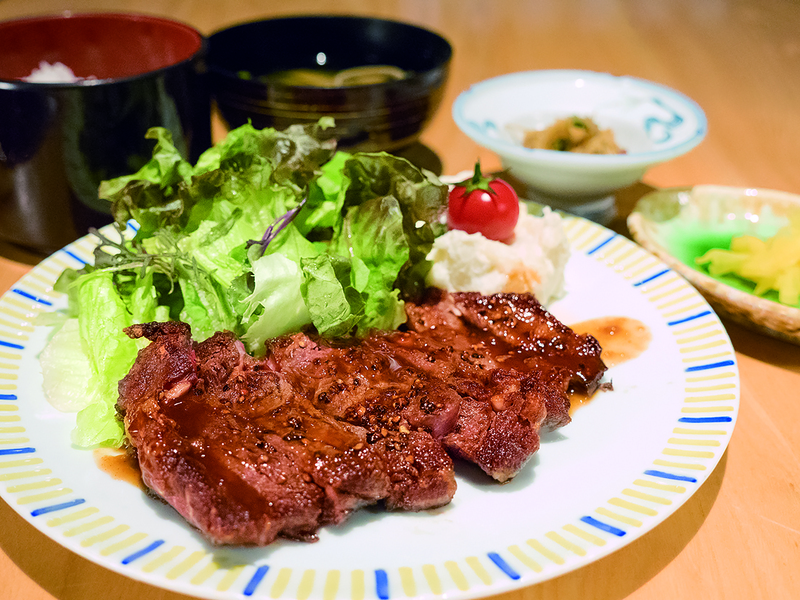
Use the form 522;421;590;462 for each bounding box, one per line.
2;1;799;599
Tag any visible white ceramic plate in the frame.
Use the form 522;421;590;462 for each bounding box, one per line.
0;215;738;600
452;70;706;202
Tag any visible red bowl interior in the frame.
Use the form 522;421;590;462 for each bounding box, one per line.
0;13;203;81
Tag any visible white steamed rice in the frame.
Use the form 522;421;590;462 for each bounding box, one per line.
23;61;83;83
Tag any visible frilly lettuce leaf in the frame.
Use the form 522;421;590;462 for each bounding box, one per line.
333;195;409;332
71;273;139;447
340;152;448;299
101;120;337;239
301;254;365;338
42;119;450;450
98;128;194;238
241;253;312;352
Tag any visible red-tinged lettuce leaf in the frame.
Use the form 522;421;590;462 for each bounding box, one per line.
340;152;448;299
100;120;337;240
99;128;194;238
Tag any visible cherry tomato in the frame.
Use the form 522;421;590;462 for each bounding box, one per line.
447;162;520;242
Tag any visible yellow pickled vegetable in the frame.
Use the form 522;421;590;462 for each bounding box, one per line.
730;235;766;254
696;210;800;306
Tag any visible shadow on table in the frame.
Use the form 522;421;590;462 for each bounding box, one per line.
394;141;443;176
487;450;728;600
0;239;48;267
722;318;800;373
607;182;657;236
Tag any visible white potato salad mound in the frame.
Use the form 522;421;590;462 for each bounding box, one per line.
427;203;570;305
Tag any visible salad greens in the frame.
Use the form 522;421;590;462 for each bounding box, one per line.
46;119;448;448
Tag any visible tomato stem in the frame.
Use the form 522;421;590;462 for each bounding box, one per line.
457;161;495;195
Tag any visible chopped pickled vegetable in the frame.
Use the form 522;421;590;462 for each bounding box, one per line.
696;210;800;306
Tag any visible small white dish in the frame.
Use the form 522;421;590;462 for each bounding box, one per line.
452;70;707;218
628;184;800;345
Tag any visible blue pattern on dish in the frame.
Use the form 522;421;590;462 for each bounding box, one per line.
244;565;269;596
30;498;86;517
685;360;736;372
633;268;671;286
667;311;713;326
579;516;626;537
587;234;617;255
0;447;36;455
0;339;25;350
644;470;698;483
643;97;685;144
678;416;733;424
63;250;88;265
488;552;521;579
375;569;389;599
11;288;53;305
122;540;165;565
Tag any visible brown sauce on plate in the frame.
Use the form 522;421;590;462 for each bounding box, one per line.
93;447;144;490
572;316;652;368
569;316;652;413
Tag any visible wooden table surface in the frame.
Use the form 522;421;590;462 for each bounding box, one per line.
2;1;800;599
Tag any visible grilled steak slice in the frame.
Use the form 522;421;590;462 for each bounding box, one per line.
268;327;550;483
363;332;547;482
266;333;458;509
118;322;454;546
266;288;604;484
450;291;607;394
404;289;607;432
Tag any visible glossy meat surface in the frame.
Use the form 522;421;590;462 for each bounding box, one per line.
404;289;607;431
118;322;454;546
117;291;606;545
